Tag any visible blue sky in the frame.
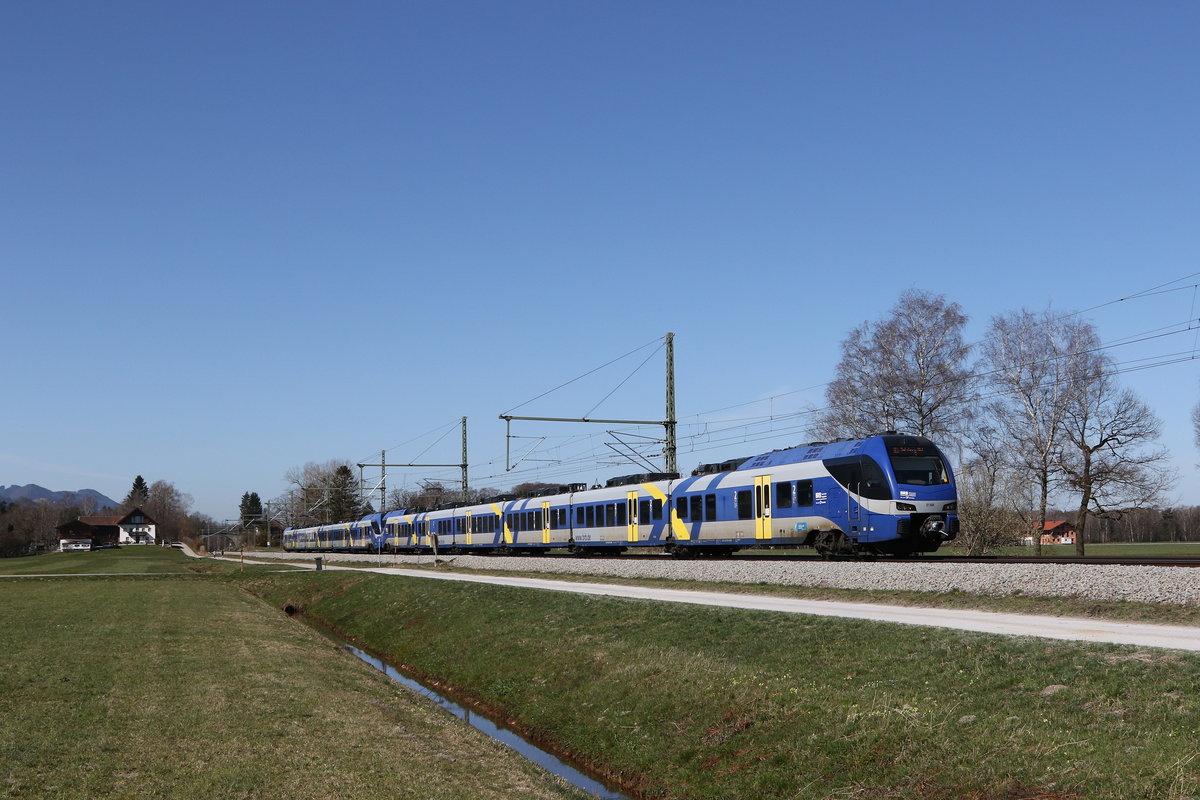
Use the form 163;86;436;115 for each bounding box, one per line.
4;1;1199;521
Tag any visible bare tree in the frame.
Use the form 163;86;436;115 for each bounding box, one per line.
144;480;193;542
1192;397;1200;463
282;459;361;525
956;425;1023;554
813;290;974;444
978;310;1085;556
1057;362;1175;556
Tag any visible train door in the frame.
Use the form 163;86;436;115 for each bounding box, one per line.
755;475;773;541
465;510;473;546
847;458;863;528
627;491;639;543
541;501;551;545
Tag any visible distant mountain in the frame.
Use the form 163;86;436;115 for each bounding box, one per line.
0;484;118;510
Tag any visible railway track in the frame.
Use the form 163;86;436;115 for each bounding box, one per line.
468;550;1200;568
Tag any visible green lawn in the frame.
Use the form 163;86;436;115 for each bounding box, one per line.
0;546;197;575
0;552;587;800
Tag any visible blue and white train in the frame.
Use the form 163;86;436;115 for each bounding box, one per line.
283;433;958;558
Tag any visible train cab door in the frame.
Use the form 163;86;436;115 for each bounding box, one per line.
627;491;639;543
541;501;551;545
755;475;773;541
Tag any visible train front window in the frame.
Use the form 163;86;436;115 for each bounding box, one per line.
883;435;950;486
890;456;948;486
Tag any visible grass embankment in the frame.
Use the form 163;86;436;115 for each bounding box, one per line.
0;549;587;800
240;568;1200;800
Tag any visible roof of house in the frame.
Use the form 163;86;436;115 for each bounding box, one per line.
58;507;157;534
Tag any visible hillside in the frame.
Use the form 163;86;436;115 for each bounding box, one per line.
0;484;117;509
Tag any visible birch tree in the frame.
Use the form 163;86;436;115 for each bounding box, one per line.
814;290;974;444
978;310;1081;556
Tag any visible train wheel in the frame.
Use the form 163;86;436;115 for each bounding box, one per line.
814;530;852;559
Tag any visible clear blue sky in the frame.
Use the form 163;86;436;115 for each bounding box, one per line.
4;1;1199;521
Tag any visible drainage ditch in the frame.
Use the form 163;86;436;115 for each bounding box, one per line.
342;643;630;800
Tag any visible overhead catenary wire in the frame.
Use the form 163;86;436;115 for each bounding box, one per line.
369;271;1200;493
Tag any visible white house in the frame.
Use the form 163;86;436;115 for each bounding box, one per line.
57;507;158;549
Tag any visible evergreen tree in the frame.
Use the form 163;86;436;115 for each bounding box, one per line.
239;491;264;524
326;465;363;522
123;475;150;509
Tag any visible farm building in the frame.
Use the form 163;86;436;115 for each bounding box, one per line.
57;508;158;550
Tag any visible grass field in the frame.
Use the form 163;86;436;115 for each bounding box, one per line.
0;546;198;575
6;547;1200;799
0;550;587;800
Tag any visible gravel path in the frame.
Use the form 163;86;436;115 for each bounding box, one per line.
239;550;1200;607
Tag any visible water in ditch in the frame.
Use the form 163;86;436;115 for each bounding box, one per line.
343;644;629;800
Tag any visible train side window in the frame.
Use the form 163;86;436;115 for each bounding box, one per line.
776;482;793;509
705;493;716;521
577;507;585;526
617;503;627;526
676;497;688;520
535;510;543;530
797;480;814;506
736;490;753;520
639;499;651;523
652;498;663;520
690;495;703;522
585;505;595;528
605;504;616;527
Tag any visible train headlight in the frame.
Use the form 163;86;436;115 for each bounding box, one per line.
943;502;957;511
896;502;917;511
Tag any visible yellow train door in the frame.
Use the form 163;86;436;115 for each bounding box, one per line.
755;475;773;541
627;491;639;543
